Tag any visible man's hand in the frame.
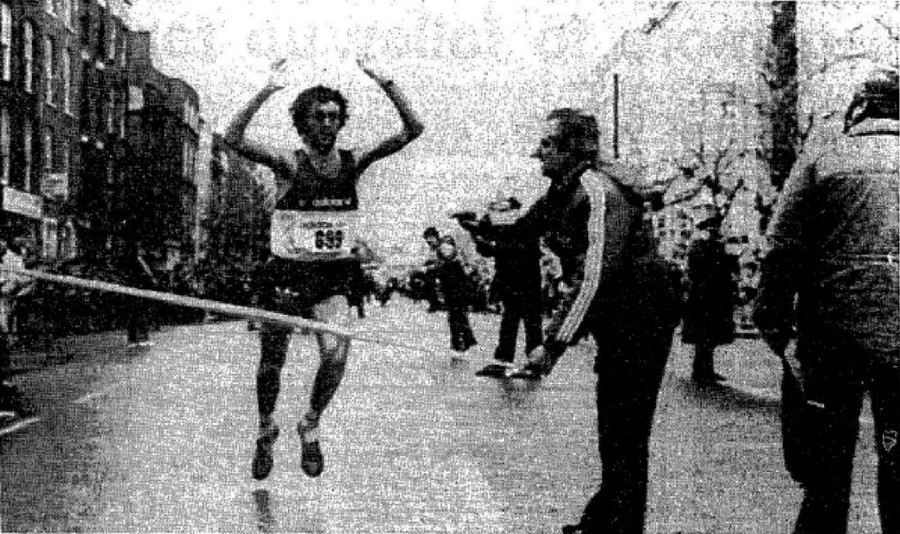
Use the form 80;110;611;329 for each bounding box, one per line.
265;58;290;91
524;345;554;376
357;55;391;86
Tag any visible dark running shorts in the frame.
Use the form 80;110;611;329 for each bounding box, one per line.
256;256;362;316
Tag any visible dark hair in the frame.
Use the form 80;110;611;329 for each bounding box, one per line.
290;85;349;134
423;227;440;239
844;67;899;132
546;108;600;160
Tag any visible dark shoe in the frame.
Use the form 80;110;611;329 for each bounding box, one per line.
252;425;280;480
692;371;727;384
475;363;511;377
0;383;36;418
561;522;593;533
506;367;543;380
298;421;324;478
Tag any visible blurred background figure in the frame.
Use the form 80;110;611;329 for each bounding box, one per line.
118;240;158;347
421;227;444;313
681;217;738;384
436;235;477;353
461;197;543;375
0;236;36;418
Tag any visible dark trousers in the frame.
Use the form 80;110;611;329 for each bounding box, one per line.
447;305;476;352
494;294;543;362
691;341;717;377
580;330;673;534
126;304;149;344
788;338;899;534
0;334;10;383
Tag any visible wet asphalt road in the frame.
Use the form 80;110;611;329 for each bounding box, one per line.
0;298;883;533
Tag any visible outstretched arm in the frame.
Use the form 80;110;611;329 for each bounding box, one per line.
223;60;293;178
355;58;425;175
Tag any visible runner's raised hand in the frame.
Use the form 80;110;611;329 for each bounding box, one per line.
265;58;291;91
356;55;391;87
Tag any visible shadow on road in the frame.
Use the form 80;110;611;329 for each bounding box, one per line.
675;375;781;414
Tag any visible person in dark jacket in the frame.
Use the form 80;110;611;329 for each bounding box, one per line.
681;219;737;383
436;236;477;352
422;226;444;312
754;66;899;534
119;241;158;347
517;108;681;534
461;199;543;375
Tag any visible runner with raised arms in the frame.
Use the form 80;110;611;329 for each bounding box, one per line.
224;56;423;480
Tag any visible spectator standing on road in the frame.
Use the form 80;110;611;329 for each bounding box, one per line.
224;56;423;481
421;226;444;312
1;237;33;342
461;198;543;375
118;240;158;347
517;109;681;533
754;67;899;534
435;235;477;353
0;237;35;418
681;219;737;384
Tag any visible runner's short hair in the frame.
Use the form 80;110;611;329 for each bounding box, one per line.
290;85;349;134
423;227;440;240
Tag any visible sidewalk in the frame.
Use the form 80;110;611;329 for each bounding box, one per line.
6;329;139;376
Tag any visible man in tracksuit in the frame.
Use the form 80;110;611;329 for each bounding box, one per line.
517;109;681;534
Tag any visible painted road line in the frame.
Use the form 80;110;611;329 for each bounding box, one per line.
0;416;41;437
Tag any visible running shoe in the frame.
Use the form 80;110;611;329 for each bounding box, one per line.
475;363;511;377
252;424;280;480
561;522;593;533
297;420;324;478
0;383;36;418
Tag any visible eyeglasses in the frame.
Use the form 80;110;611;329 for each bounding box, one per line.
312;110;341;123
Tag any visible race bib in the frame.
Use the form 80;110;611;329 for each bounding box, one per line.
271;210;359;260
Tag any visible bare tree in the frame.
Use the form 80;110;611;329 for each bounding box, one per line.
668;135;752;227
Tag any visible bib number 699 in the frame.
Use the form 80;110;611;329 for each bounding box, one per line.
314;229;344;251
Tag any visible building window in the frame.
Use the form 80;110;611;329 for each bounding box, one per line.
118;26;127;65
61;221;76;260
0;107;8;185
106;89;114;133
118;89;126;137
1;3;11;82
107;21;116;62
63;48;72;113
97;15;106;61
23;22;34;92
80;6;90;45
43;218;59;260
183;141;196;179
23;120;33;191
79;61;90;130
43;126;53;173
44;36;55;105
62;0;73;29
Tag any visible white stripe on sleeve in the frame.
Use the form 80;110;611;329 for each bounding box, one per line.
558;171;606;342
